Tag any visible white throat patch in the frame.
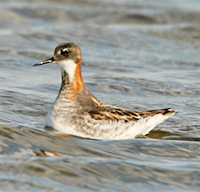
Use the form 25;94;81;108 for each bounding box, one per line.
58;59;77;82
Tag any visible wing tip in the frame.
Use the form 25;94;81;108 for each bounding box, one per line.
163;108;176;117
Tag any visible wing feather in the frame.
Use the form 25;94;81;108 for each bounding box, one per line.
89;105;175;122
89;106;141;122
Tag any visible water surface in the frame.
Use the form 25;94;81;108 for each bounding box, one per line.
0;0;200;191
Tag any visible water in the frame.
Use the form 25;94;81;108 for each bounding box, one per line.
0;0;200;191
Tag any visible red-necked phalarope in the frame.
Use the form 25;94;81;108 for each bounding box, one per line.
33;42;176;140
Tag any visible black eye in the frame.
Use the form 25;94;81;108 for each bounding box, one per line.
61;48;69;54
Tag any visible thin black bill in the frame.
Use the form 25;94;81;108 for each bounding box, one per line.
33;57;54;67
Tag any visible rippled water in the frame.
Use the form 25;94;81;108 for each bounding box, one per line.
0;0;200;191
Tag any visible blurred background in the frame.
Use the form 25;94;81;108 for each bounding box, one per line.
0;0;200;191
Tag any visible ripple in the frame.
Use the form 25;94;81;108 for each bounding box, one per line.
1;0;200;191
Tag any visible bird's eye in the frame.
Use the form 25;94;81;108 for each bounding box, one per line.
61;48;69;54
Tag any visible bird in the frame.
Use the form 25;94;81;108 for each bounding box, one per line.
33;42;176;140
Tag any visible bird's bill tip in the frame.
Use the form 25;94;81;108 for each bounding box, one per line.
33;57;54;67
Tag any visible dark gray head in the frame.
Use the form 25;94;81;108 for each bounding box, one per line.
54;42;81;63
33;42;82;82
33;42;82;67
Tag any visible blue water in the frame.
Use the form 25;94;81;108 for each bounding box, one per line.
0;0;200;191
